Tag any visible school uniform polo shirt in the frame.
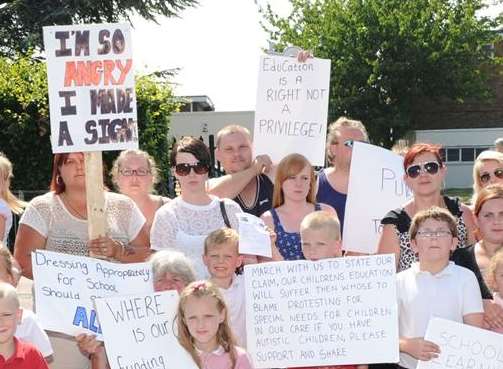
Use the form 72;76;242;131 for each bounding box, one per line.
396;262;483;369
0;337;49;369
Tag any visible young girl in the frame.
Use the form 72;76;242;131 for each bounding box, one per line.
0;153;26;246
487;250;503;334
177;280;254;369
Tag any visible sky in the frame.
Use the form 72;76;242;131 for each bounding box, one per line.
130;0;502;113
131;0;291;112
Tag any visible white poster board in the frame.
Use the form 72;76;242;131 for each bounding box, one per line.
343;142;412;253
253;55;331;166
245;254;399;368
95;291;198;369
418;318;503;369
43;23;138;153
238;213;272;257
32;250;153;336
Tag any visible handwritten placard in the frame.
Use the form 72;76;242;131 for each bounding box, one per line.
418;318;503;369
238;213;272;257
244;254;399;368
95;291;198;369
43;23;138;153
253;55;331;166
32;250;153;336
343;142;412;253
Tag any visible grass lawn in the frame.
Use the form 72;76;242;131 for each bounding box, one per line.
444;188;473;205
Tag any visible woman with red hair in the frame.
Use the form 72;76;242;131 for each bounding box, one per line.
377;143;476;271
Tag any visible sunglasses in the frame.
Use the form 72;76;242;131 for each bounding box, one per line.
174;163;209;176
479;168;503;184
416;229;452;239
406;161;441;178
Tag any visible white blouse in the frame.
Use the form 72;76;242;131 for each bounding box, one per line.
150;196;242;278
20;192;145;257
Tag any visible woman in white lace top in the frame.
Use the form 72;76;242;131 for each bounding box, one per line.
14;152;150;279
150;137;242;278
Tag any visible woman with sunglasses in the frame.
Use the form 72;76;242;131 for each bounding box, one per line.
378;143;477;271
452;184;503;330
316;117;368;236
111;149;170;235
471;150;503;206
261;153;336;261
150;137;243;278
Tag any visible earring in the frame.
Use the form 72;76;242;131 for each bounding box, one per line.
56;175;62;185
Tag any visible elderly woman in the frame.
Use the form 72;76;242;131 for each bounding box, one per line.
111;149;170;234
14;152;149;369
150;137;243;278
261;153;336;261
78;249;196;369
378;143;477;271
471;150;503;206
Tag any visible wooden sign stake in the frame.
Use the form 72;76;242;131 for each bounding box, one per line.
85;151;106;258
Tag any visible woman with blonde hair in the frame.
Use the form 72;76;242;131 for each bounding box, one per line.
471;150;503;205
261;153;336;260
0;153;26;246
111;149;170;234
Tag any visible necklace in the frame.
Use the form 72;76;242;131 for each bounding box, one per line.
61;193;87;219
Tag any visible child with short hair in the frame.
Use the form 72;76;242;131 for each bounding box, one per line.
487;249;503;333
398;207;484;369
177;280;253;369
0;281;49;368
0;246;53;359
203;228;246;348
293;211;367;369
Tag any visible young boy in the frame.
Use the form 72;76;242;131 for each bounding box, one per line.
398;207;484;369
0;281;48;368
203;228;246;348
295;211;367;369
0;246;53;360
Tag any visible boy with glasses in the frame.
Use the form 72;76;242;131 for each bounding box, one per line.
397;206;484;369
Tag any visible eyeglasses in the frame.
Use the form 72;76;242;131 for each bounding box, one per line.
120;168;151;176
479;169;503;184
406;161;441;178
416;230;452;239
174;163;209;176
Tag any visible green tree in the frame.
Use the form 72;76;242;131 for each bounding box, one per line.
0;0;197;56
0;54;178;195
261;0;502;146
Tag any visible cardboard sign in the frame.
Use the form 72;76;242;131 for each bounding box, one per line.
253;55;331;166
95;291;198;369
32;250;153;336
343;142;412;253
418;318;503;369
43;23;138;153
244;255;399;368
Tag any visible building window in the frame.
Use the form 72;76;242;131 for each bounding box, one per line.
442;146;490;163
447;148;460;162
461;148;475;162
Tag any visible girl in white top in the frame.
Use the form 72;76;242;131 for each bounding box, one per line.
150;137;242;278
0;153;26;246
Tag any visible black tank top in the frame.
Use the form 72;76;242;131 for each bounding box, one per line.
233;174;273;217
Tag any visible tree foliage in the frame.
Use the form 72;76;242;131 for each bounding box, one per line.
261;0;502;146
0;0;197;56
0;54;178;195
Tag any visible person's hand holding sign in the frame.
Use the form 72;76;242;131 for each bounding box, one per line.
88;236;121;259
253;154;273;176
400;337;440;361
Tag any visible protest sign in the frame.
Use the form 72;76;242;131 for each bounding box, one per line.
245;254;399;368
253;55;331;166
238;213;272;257
95;291;198;369
343;142;412;253
43;23;138;153
418;318;503;369
32;250;153;336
